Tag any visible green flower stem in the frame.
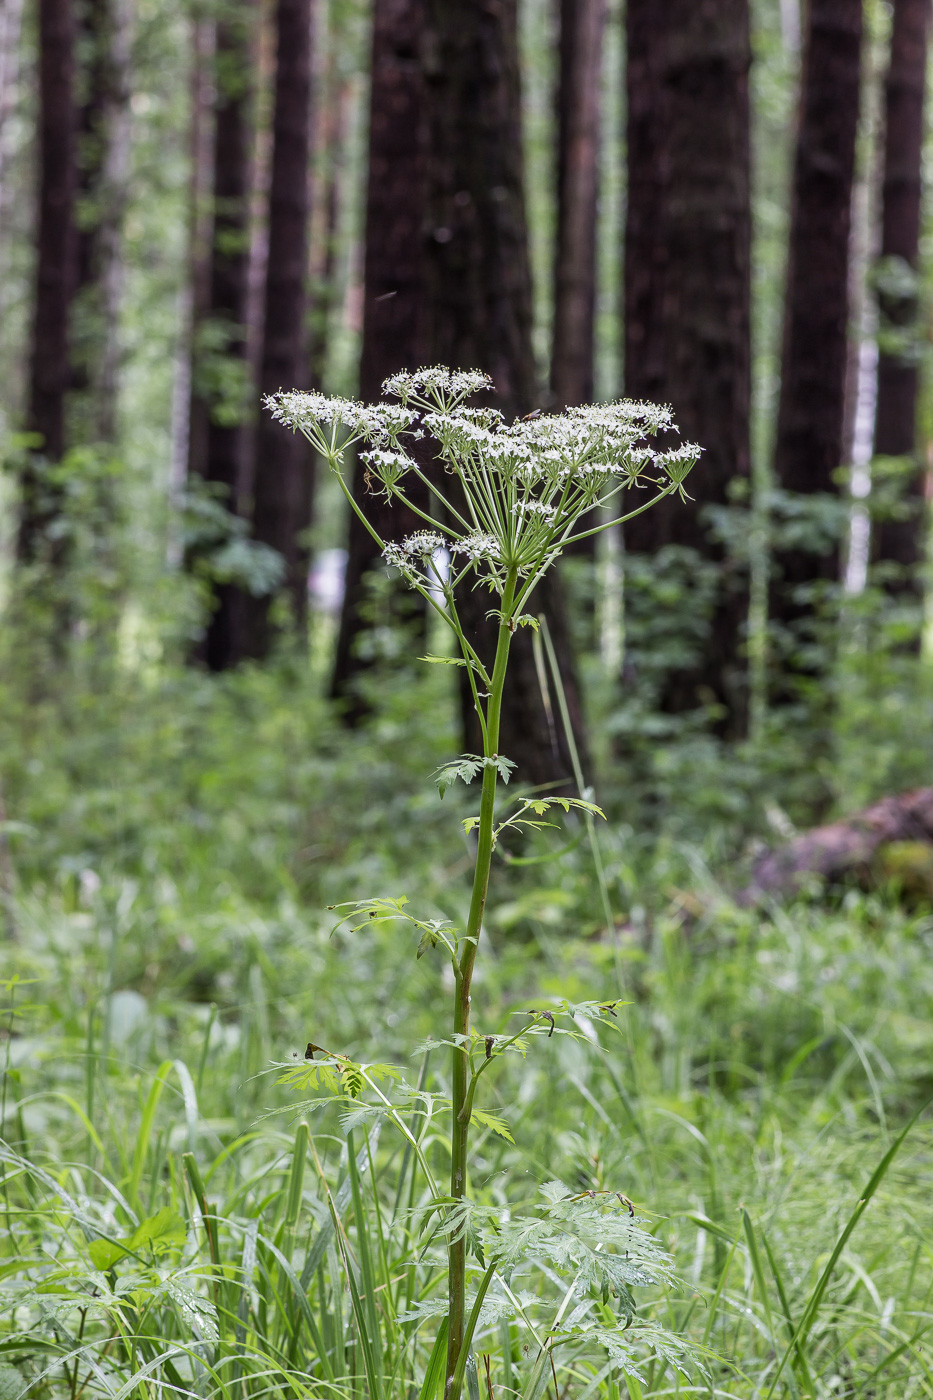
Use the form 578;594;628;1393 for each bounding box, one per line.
445;566;518;1400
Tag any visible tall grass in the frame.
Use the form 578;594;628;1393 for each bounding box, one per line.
2;828;932;1396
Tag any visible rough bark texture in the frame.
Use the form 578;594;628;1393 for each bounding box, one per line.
423;0;588;789
743;786;933;902
239;0;313;660
551;0;605;410
72;0;132;444
771;0;863;627
871;0;930;593
18;0;77;566
189;2;255;670
330;0;430;719
623;0;752;731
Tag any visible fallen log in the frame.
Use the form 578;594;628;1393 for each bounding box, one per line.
742;786;933;903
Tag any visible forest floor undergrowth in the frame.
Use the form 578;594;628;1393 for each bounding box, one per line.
1;660;932;1398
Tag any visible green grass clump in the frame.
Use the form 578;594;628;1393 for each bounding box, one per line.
1;649;932;1396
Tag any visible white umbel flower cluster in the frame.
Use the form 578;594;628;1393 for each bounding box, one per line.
381;530;447;585
264;366;700;604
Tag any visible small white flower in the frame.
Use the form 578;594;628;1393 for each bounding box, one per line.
361;446;414;489
452;531;501;562
382;367;493;403
402;530;447;558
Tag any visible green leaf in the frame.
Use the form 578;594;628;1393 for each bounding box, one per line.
0;1364;25;1400
433;754;484;797
420;654;470;666
470;1107;514;1143
433;753;516;797
129;1206;187;1253
417;928;439;959
417;1317;449;1400
88;1238;128;1271
488;755;517;784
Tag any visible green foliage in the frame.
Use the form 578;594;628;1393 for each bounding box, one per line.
435;754;517;799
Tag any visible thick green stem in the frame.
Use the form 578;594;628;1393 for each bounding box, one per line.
444;568;518;1400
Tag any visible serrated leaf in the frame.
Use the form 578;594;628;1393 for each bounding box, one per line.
434;754;484;797
420;654;470;667
488;755;516;784
513;614;539;630
417;928;439;959
470;1107;514;1143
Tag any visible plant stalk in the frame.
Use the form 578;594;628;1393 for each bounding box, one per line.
445;568;517;1400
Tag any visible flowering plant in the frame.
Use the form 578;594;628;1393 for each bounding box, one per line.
266;370;701;1398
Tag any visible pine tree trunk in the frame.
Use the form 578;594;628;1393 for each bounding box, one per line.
72;0;132;445
551;0;605;411
871;0;930;595
18;0;77;568
239;0;313;660
330;0;430;720
423;0;588;789
623;0;752;733
188;0;255;670
771;0;863;641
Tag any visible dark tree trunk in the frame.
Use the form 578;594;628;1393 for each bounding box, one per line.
239;0;313;660
18;0;77;567
72;0;132;444
871;0;930;595
623;0;752;732
771;0;863;639
424;0;588;790
188;1;255;670
330;0;430;720
551;0;605;411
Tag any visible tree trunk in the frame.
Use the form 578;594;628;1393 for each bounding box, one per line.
239;0;313;660
623;0;752;733
551;0;605;411
18;0;77;568
870;0;930;596
770;0;863;643
423;0;588;791
168;16;214;567
71;0;132;445
329;0;430;720
188;0;255;670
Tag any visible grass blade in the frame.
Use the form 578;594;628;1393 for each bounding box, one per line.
765;1097;930;1398
418;1317;450;1400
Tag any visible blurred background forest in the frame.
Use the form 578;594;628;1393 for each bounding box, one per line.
3;0;933;833
4;0;933;1395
